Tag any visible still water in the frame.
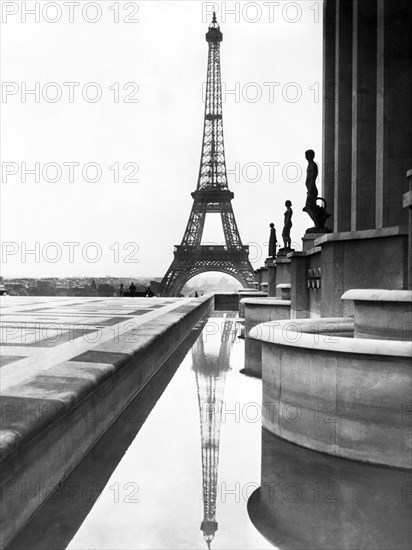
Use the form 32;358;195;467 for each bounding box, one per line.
11;314;273;550
10;313;412;550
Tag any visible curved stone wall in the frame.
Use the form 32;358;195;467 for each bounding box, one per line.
238;291;267;317
250;318;412;468
241;298;291;378
342;289;412;340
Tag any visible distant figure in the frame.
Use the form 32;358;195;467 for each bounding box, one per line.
129;282;136;297
194;291;199;297
119;283;124;297
282;200;293;249
269;223;277;257
145;286;154;297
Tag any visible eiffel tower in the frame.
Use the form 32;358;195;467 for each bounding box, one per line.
192;314;237;548
159;14;256;296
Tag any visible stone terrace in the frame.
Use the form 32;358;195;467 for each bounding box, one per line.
0;296;190;392
0;295;213;548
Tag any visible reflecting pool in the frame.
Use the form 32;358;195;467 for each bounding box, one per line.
10;314;272;550
9;312;412;550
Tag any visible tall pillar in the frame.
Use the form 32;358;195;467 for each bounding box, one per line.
267;263;277;297
322;0;336;230
404;170;412;289
351;0;377;231
334;0;353;232
376;0;412;229
289;253;310;319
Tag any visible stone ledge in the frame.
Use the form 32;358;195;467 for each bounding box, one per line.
259;318;412;468
341;289;412;341
240;298;291;306
250;318;411;357
275;256;291;264
342;289;412;302
0;297;213;463
403;189;412;208
286;251;302;259
0;295;213;549
287;247;321;258
238;290;267;296
238;288;263;292
304;246;322;256
314;225;408;246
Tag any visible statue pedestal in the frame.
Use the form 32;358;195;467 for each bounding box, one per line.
255;266;269;291
274;252;292;299
276;284;291;300
302;233;324;252
267;262;277;297
277;248;295;255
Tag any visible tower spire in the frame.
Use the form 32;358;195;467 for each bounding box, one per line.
192;316;236;548
159;17;256;296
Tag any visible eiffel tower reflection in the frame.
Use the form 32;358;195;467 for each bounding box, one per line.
192;313;238;549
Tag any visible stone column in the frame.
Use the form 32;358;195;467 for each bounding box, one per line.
351;0;377;231
403;170;412;289
267;263;277;297
255;268;262;289
289;253;310;318
334;0;353;232
322;0;336;230
376;0;412;229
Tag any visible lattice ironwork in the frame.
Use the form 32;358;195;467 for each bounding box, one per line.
159;13;256;296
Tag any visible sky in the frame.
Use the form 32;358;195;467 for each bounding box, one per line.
1;0;324;278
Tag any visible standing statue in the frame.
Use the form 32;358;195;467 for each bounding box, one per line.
302;149;331;233
304;149;319;211
268;223;277;258
282;200;293;250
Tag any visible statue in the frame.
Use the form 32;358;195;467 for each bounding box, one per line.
302;149;331;233
268;223;277;258
281;200;293;250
